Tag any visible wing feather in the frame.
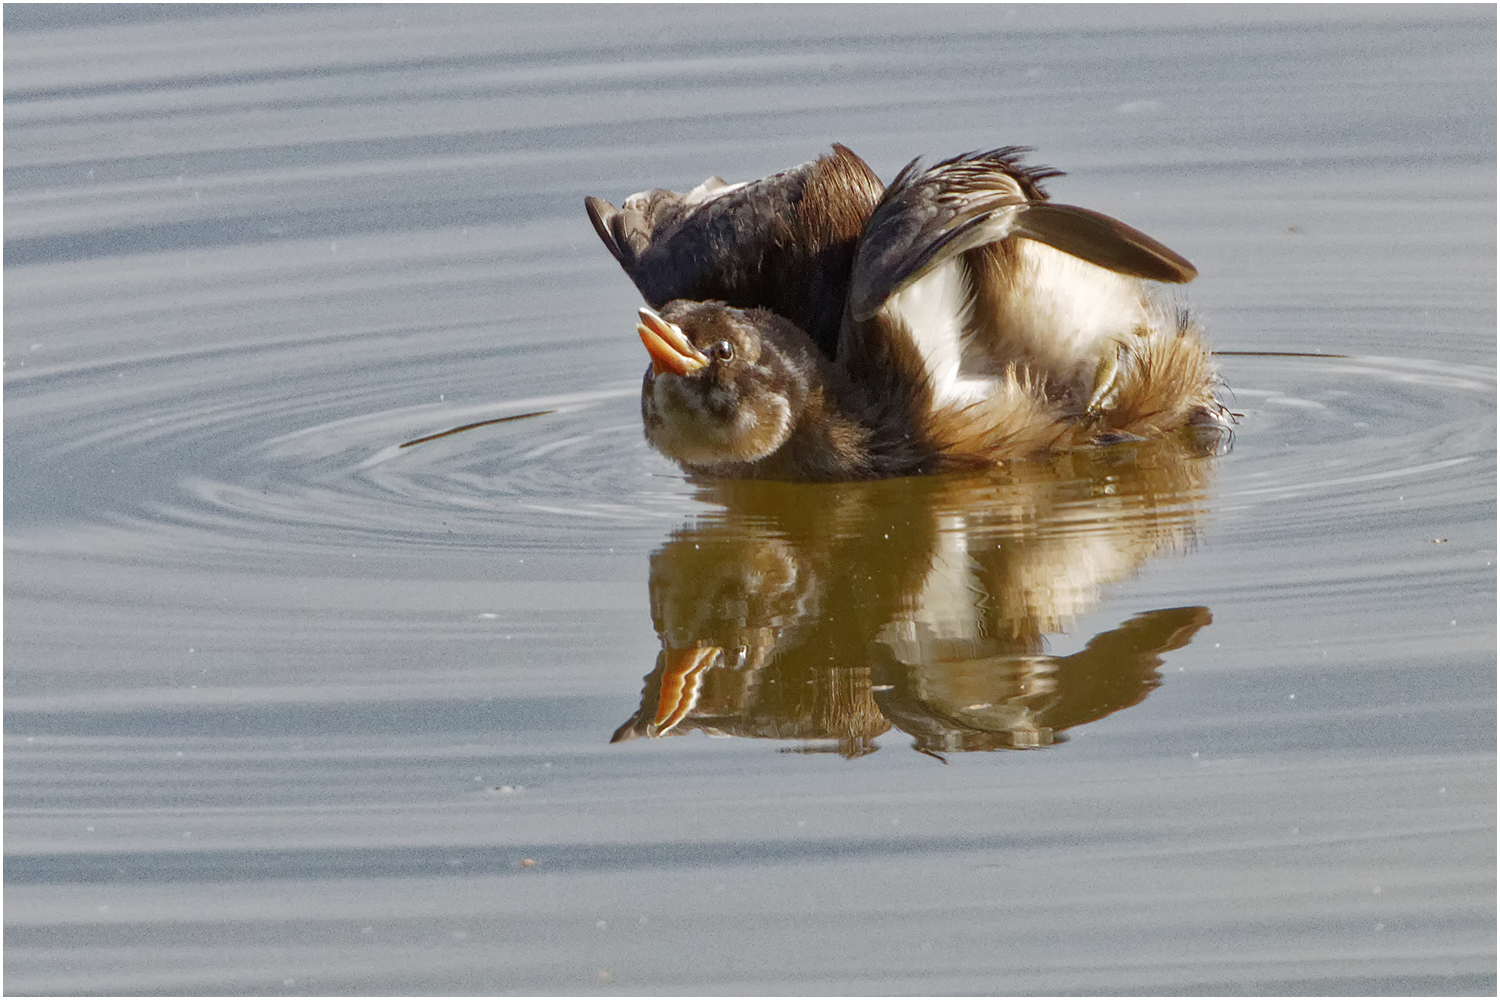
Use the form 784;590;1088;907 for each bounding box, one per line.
847;148;1196;323
584;144;883;356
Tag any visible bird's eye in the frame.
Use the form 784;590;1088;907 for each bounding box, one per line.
707;340;735;363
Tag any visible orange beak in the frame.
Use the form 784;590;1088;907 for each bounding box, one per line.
637;306;708;377
649;645;719;736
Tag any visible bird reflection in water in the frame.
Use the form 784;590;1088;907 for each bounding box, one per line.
612;436;1215;758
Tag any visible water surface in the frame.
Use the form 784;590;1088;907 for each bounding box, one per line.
6;6;1495;995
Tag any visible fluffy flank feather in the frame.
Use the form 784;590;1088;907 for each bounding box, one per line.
1100;306;1220;436
925;365;1078;469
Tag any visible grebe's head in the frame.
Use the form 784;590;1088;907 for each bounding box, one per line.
636;301;817;469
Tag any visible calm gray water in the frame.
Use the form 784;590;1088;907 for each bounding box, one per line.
5;6;1495;996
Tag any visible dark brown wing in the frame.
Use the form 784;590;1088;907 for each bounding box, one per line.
585;144;884;357
1012;203;1197;284
846;148;1195;323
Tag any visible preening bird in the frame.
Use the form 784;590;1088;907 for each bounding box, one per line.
586;144;1227;481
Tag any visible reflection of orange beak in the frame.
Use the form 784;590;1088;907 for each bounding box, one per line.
650;646;719;736
637;306;708;377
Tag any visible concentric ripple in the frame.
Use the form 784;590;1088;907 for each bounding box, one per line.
1212;353;1494;540
188;385;699;550
7;337;1492;565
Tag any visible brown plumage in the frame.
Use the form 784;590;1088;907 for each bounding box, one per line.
586;145;1228;481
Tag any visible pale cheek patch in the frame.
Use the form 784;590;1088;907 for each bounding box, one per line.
645;377;792;467
729;393;792;461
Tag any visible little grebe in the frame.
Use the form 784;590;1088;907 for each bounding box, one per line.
587;145;1226;481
